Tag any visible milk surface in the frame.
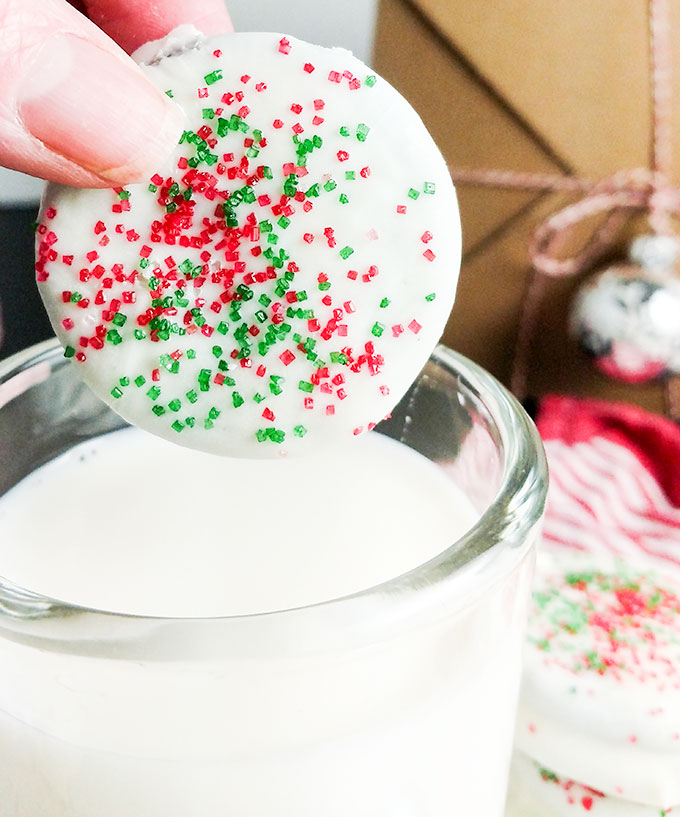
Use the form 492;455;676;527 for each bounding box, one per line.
0;428;536;817
0;427;475;616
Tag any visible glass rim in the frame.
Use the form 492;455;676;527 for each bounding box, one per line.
0;339;547;627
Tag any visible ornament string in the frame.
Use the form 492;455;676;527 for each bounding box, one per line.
449;0;680;419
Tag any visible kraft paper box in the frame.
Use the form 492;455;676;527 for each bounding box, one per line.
374;0;674;414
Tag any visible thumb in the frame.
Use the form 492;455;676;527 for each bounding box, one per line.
1;0;185;187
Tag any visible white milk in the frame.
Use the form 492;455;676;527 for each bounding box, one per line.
0;428;535;817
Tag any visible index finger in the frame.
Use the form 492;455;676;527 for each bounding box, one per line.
78;0;234;54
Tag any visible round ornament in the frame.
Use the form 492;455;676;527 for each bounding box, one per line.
569;236;680;383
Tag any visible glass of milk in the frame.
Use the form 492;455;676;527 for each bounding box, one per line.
0;339;546;817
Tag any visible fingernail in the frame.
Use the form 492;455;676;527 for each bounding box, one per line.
19;34;184;183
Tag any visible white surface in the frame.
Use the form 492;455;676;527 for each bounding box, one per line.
0;1;377;206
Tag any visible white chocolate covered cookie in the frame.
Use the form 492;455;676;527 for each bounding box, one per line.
35;29;460;457
516;549;680;808
505;751;676;817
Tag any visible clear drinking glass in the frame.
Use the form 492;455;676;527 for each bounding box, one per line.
0;339;547;817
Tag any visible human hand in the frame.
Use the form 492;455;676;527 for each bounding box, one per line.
0;0;233;188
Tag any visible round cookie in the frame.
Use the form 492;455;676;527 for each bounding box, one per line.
35;28;460;457
505;751;677;817
516;548;680;808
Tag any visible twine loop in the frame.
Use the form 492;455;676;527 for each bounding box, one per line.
448;0;680;417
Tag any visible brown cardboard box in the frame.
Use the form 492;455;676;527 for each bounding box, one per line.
373;0;672;414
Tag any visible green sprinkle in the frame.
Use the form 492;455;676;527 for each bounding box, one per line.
425;292;437;302
293;425;307;438
339;193;349;204
298;381;314;393
345;171;356;180
168;399;182;412
202;107;215;120
198;369;211;391
112;312;127;327
63;346;75;358
253;392;266;404
232;392;244;408
171;420;184;433
356;123;370;142
365;74;377;87
339;126;350;137
134;329;146;340
119;377;130;387
423;181;436;194
408;187;420;200
371;322;385;337
165;89;174;98
339;246;354;260
159;353;179;373
151;405;166;417
212;345;223;358
134;375;146;387
323;179;337;192
146;386;161;401
187;349;196;359
277;216;290;230
106;329;123;345
110;387;123;399
380;298;390;308
186;389;198;404
204;69;223;85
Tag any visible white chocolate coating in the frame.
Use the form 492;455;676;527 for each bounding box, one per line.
36;30;460;457
505;751;677;817
516;548;680;808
